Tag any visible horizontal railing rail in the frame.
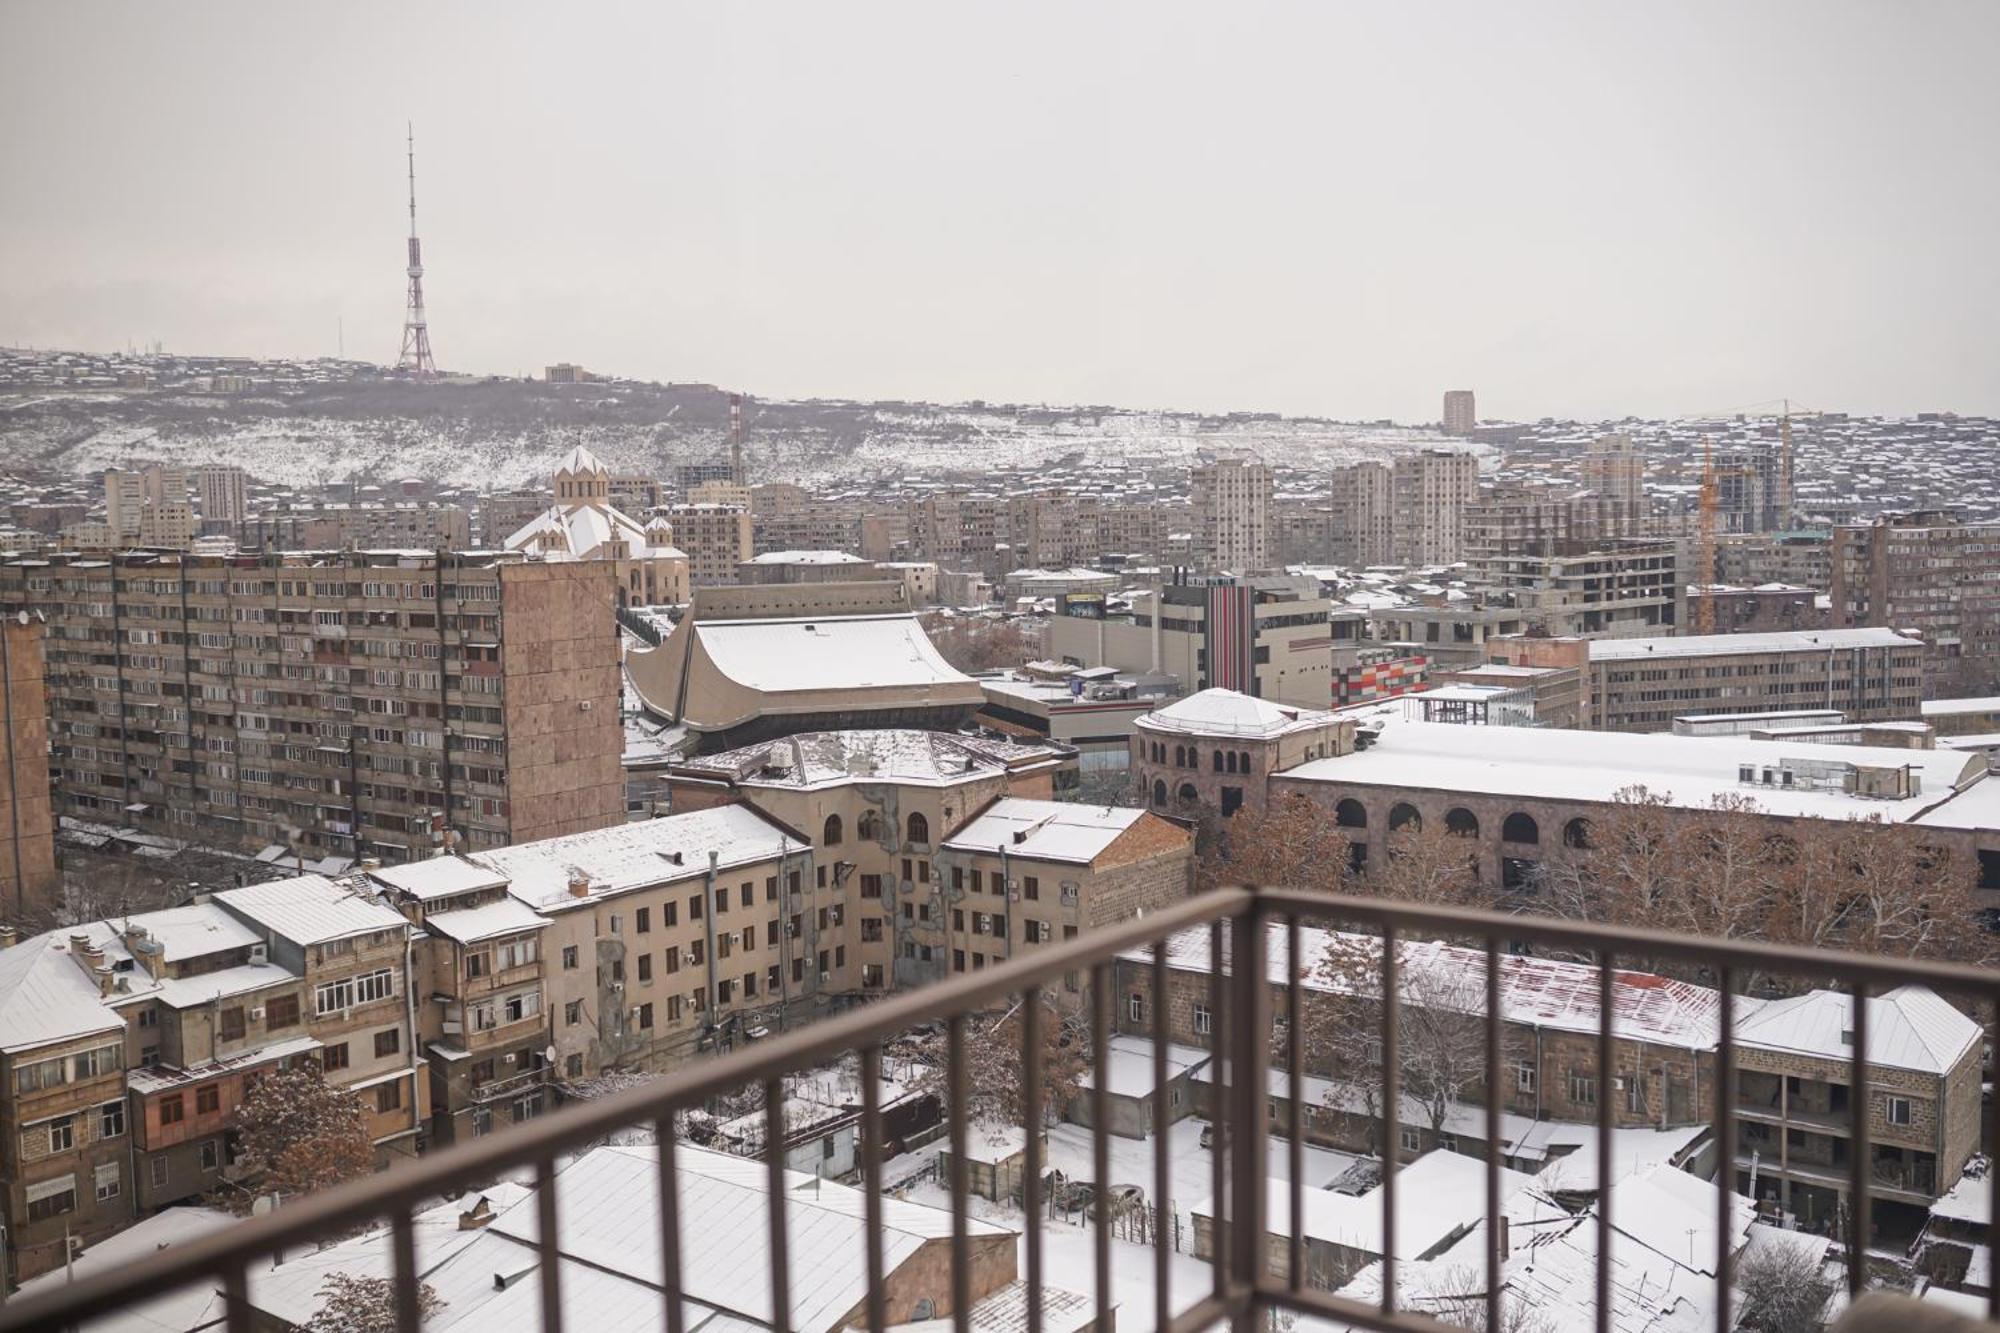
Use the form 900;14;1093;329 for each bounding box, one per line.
2;884;1994;1333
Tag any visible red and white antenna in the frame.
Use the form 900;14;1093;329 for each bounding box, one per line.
397;123;437;376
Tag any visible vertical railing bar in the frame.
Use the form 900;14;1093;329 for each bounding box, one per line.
1848;981;1870;1300
861;1046;887;1333
1210;918;1228;1306
766;1076;791;1333
223;1260;253;1333
1022;986;1046;1333
1092;963;1114;1333
1484;936;1502;1333
1714;969;1736;1333
1380;924;1400;1317
658;1113;686;1333
1986;992;1999;1323
949;1013;972;1333
391;1208;421;1333
1287;913;1305;1296
1595;953;1613;1333
1153;938;1173;1329
536;1153;564;1333
1228;906;1270;1333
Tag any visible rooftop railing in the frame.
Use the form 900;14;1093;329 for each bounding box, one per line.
4;885;1996;1333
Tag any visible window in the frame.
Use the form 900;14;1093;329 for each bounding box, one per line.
94;1161;121;1202
502;990;540;1024
99;1101;125;1139
219;1007;246;1041
1193;1003;1211;1036
374;1028;400;1058
159;1094;185;1125
664;901;679;927
466;950;491;979
823;814;843;846
376;1081;402;1113
907;812;929;844
638;1003;654;1030
1129;994;1145;1023
715;887;729;915
637;907;651;933
665;948;681;975
861;874;884;899
150;1157;169;1189
322;1042;350;1071
1514;1062;1536;1093
638;954;653;982
26;1176;76;1222
566;1000;583;1026
200;1140;221;1171
565;1054;584;1078
1400;1126;1423;1154
45;1115;76;1152
265;994;300;1029
1023;876;1039;901
1887;1097;1912;1126
470;1059;495;1086
196;1085;220;1115
1568;1072;1597;1106
691;892;704;920
563;945;580;970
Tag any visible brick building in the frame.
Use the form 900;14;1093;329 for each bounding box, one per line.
1131;688;1353;820
1831;510;2000;686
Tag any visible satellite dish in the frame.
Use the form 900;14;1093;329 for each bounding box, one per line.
251;1193;280;1216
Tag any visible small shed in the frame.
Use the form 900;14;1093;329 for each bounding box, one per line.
1066;1035;1210;1139
939;1125;1046;1202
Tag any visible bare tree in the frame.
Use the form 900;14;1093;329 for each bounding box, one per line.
920;614;1030;672
1735;1239;1838;1333
909;994;1090;1127
304;1272;445;1333
232;1063;376;1211
1201;793;1357;894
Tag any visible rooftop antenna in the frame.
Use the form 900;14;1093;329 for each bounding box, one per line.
396;123;437;377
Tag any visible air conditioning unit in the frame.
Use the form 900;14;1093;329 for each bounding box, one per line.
1008;889;1020;902
785;923;799;938
249;1007;265;1020
819;970;831;983
504;1053;517;1064
249;943;268;965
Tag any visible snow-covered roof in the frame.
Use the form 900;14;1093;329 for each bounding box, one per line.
127;1034;322;1095
1279;715;1983;823
1135;687;1339;740
1099;1034;1211;1099
367;855;512;903
477;805;805;912
749;549;866;565
7;1206;239;1333
1930;1160;1990;1227
680;729;1068;791
214;874;410;946
694;614;970;694
1923;696;2000;716
941;798;1147;864
0;934;127;1053
78;904;262;964
503;501;684;562
1588;627;1921;661
145;962;298;1010
424;896;550;944
555;444;608;477
1733;984;1979;1075
1134;921;1722;1048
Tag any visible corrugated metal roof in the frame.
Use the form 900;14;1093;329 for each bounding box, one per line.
424;897;549;944
1734;984;1979;1074
0;934;127;1053
942;798;1144;864
479;806;805;912
367;856;511;903
214;873;410;946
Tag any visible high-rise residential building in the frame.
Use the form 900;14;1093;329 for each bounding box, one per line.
1330;461;1393;567
0;550;625;866
243;502;472;552
1390;449;1479;565
193;465;248;526
663;504;754;586
1189;455;1272;573
1580;433;1644;508
0;616;59;924
1442;389;1477;436
103;466;194;549
1830;510;2000;686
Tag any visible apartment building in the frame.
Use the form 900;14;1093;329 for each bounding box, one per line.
1584;628;1925;733
0;617;59;923
1190;455;1272;573
0;549;623;866
1714;531;1833;592
1442;389;1476;437
1329;462;1393;568
194;465;248;526
1476;539;1682;638
104;466;193;548
664;503;754;586
244;502;473;553
1830;510;2000;685
1390;450;1479;566
1047;577;1335;709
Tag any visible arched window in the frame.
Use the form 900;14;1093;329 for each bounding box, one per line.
1501;813;1539;845
906;812;930;846
857;810;883;841
1174;745;1187;768
1335;799;1369;829
1389;803;1422;832
1152;779;1167;808
1445;808;1479;838
1177;783;1199;807
822;814;843;846
1213;750;1225;773
1238;752;1251;774
1563;818;1591;850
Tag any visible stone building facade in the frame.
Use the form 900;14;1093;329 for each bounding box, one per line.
0;616;58;924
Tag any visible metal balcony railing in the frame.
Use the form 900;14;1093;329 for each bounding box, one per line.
3;886;1998;1333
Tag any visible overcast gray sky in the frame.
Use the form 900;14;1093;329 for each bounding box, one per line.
2;1;1995;421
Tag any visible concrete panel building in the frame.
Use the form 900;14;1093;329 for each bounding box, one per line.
1190;455;1273;573
1584;627;1924;733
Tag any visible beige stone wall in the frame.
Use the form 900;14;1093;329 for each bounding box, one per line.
500;562;625;847
0;619;57;925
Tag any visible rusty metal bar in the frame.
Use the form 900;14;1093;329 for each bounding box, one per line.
223;1260;251;1333
658;1113;686;1333
1595;953;1613;1333
1210;918;1229;1305
1714;970;1735;1333
861;1046;887;1333
1155;936;1173;1327
949;1013;971;1333
536;1153;563;1333
1022;987;1045;1333
1847;982;1870;1298
1484;937;1501;1333
1287;912;1305;1296
1987;995;1999;1323
1092;963;1113;1333
766;1076;791;1333
1380;924;1400;1317
391;1207;420;1333
1228;906;1271;1333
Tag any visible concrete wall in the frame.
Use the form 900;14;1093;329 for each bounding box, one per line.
0;619;57;925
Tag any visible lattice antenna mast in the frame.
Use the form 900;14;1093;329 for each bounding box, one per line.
397;123;437;376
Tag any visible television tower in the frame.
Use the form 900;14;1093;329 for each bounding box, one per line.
397;123;437;376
